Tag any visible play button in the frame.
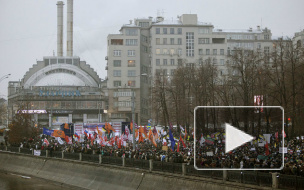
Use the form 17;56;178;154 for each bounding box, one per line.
225;123;254;153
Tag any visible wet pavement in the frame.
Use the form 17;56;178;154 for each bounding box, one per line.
0;171;85;190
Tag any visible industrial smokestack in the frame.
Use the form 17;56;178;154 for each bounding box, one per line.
56;1;64;57
67;0;73;56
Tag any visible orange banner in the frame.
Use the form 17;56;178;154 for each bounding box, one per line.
52;130;66;138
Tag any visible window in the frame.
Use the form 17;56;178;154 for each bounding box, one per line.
170;28;174;34
177;28;182;34
163;49;168;54
156;38;160;45
142;46;148;53
163;59;167;65
113;70;121;77
199;49;203;55
163;38;167;45
186;32;194;57
126;39;138;46
128;81;135;87
264;34;270;40
178;38;182;45
220;59;225;65
125;29;138;36
128;60;135;67
128;50;135;56
170;38;174;45
206;49;210;55
178;59;183;66
170;59;175;65
156;49;161;54
114;81;121;87
113;60;121;67
163;69;168;75
198;38;210;44
156;28;160;34
213;49;217;55
171;69;175;75
178;49;182;56
128;70;136;76
163;28;167;34
220;49;224;55
198;28;209;34
113;50;121;56
264;47;270;55
139;22;149;28
141;35;148;43
213;58;217;64
156;59;160;66
257;43;261;49
170;49;175;55
111;39;123;45
156;69;161;75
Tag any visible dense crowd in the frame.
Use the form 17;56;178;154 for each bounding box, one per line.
1;129;304;177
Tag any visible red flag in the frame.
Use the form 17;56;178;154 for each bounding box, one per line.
180;135;186;148
177;141;180;152
184;127;187;140
130;121;133;132
65;136;70;143
282;130;286;138
44;138;49;146
265;141;270;156
275;132;278;139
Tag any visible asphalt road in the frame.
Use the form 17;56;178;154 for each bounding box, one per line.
0;172;85;190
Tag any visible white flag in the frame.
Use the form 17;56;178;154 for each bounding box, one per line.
199;134;205;146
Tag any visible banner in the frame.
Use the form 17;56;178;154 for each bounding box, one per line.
279;147;287;153
34;150;41;156
52;130;65;138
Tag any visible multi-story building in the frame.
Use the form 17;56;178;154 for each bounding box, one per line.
107;14;275;125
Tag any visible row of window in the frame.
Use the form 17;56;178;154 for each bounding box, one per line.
113;60;135;67
156;38;182;45
111;39;138;46
155;27;211;35
155;48;225;56
113;70;137;77
156;28;182;35
113;81;135;87
199;49;225;55
113;50;136;57
155;58;226;66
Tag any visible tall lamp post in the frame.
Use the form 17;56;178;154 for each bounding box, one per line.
132;73;147;151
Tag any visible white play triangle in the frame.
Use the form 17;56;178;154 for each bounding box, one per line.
225;123;254;153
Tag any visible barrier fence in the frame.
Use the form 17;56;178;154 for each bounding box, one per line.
0;145;303;190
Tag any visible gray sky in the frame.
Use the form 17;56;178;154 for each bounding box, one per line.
0;0;303;97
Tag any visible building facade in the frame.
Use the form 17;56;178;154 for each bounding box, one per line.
106;14;276;125
8;56;107;129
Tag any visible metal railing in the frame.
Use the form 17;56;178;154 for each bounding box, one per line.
1;146;303;189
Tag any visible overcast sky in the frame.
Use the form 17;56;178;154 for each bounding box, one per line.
0;0;303;97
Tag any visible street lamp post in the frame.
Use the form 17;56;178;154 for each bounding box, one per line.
0;74;11;83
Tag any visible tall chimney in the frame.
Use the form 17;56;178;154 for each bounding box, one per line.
67;0;73;57
56;1;64;57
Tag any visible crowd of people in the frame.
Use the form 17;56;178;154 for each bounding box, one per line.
1;127;304;177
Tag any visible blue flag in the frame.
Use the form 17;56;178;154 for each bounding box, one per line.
169;128;175;151
43;127;54;136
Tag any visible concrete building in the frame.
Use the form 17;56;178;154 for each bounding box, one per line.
106;14;274;125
